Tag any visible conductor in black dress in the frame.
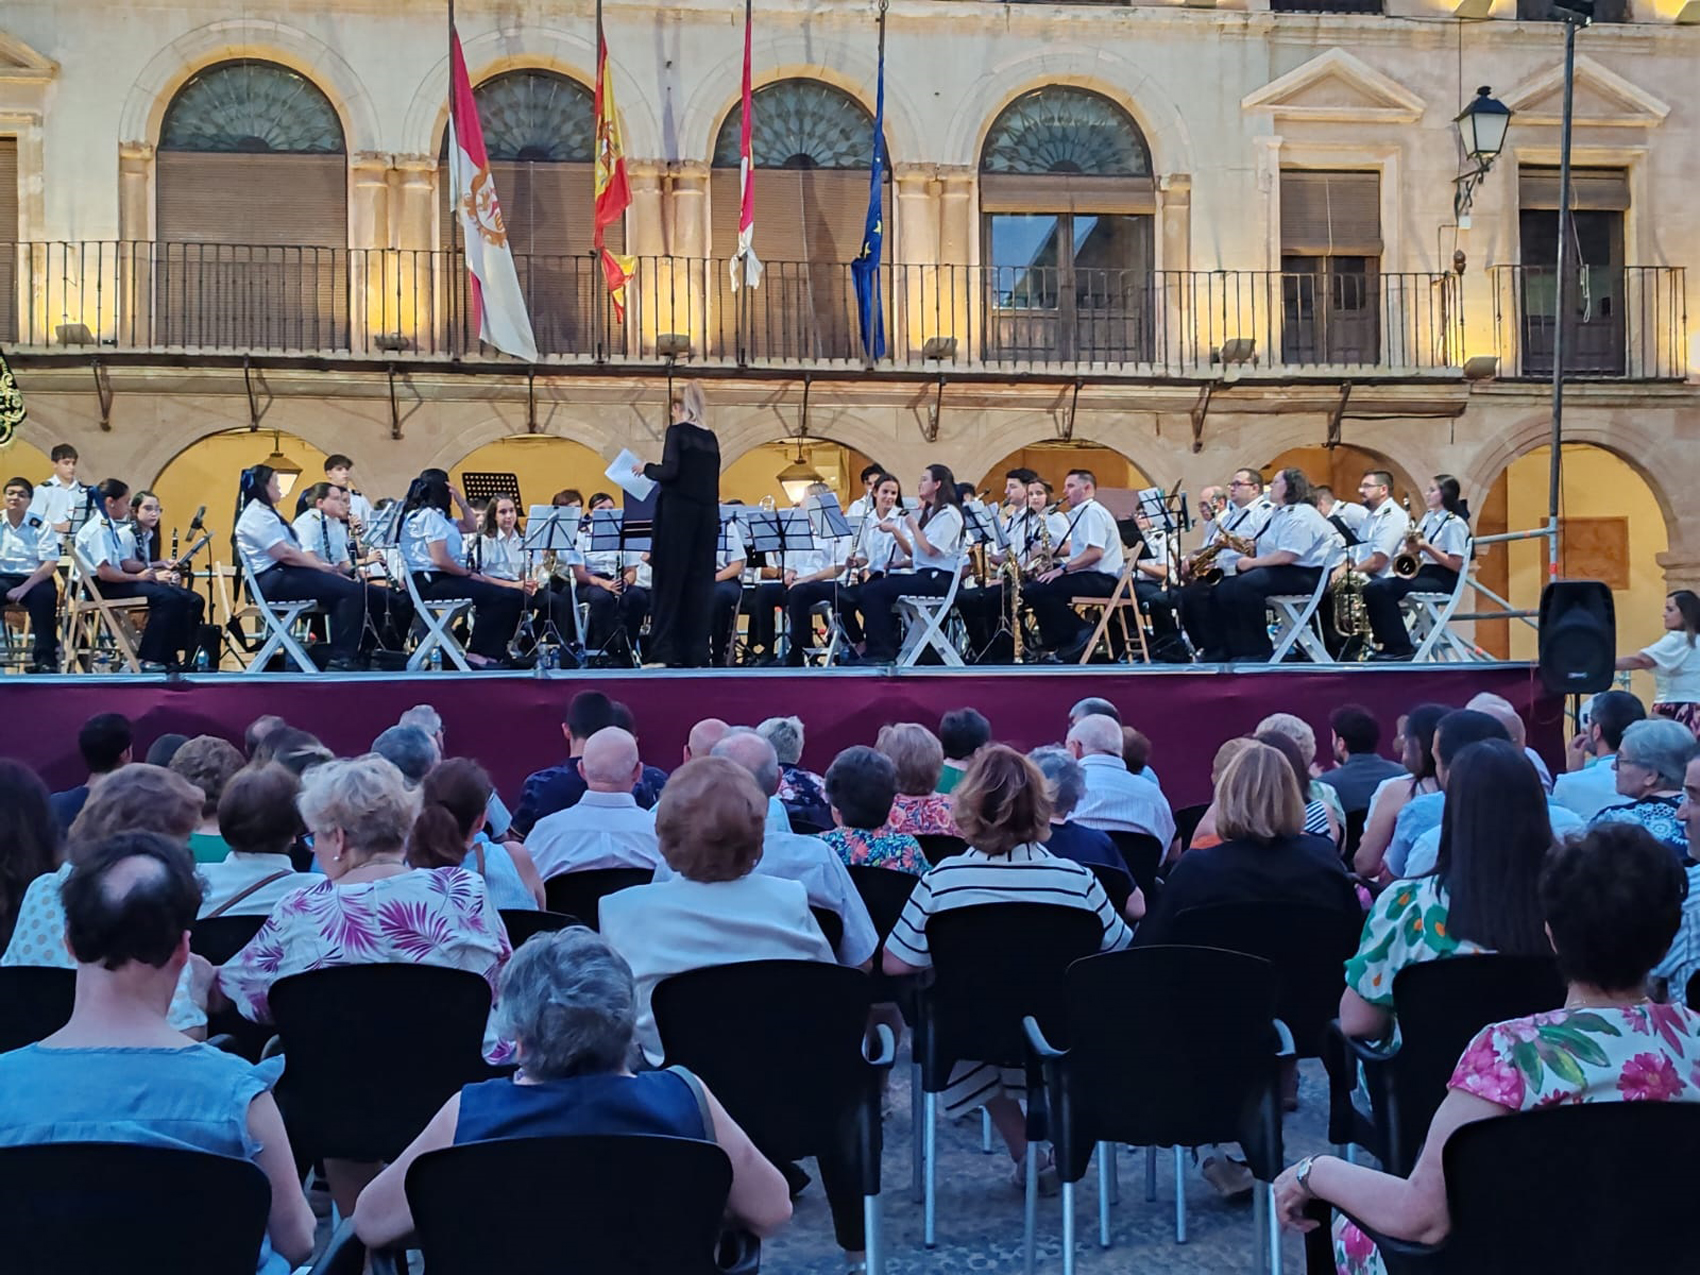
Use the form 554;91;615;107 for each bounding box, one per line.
635;381;721;667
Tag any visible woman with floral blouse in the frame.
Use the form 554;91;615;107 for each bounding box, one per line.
819;746;930;875
1276;822;1699;1274
876;723;960;839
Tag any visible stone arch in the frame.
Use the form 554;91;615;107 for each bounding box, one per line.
1261;442;1423;511
710;78;878;171
417;412;627;477
147;427;329;540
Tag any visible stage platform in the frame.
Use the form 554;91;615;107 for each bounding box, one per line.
0;662;1559;807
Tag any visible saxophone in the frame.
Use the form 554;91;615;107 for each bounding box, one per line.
1002;548;1025;663
1183;532;1257;586
1392;497;1423;578
1029;513;1056;576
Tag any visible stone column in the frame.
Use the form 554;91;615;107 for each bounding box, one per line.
385;156;440;355
117;144;155;345
893;164;938;361
668;162;711;357
627;160;667;357
348;153;393;357
936;168;976;359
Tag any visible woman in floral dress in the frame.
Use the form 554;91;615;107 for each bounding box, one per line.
1275;823;1699;1274
818;746;929;876
876;723;960;839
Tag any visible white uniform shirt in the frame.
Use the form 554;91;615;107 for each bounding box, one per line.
1004;509;1068;570
1259;502;1337;569
1325;500;1370;538
1210;497;1275;577
292;509;351;570
910;505;964;572
717;519;747;573
577;525;626;579
1419;510;1470;564
856;513;902;575
235;500;298;578
1061;499;1125;578
1353;500;1411;579
27;477;87;532
347;490;375;528
847;495;873;518
1138;528;1178;582
477;529;526;582
401;507;461;575
74;515;136;571
0;512;56;575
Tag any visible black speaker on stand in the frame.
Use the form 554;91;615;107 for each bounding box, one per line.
1538;581;1616;694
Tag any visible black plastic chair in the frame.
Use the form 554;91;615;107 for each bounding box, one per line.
190;914;268;965
913;903;1105;1252
268;964;496;1165
1342;808;1370;863
915;833;967;864
788;809;834;837
0;966;74;1053
1104;830;1166;898
1323;955;1564;1175
811;905;845;954
1169;900;1363;1058
398;1135;745;1275
1354;1104;1700;1274
1024;947;1292;1274
1173;803;1210;853
543;867;653;931
1087;862;1135;918
1685;968;1700;1009
499;908;579;949
0;1142;269;1274
653;960;893;1271
847;865;919;942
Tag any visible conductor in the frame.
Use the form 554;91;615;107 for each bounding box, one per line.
634;381;721;667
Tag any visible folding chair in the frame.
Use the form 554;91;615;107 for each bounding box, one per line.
0;602;32;672
236;559;320;673
895;556;968;668
1409;539;1483;663
61;549;148;673
1073;558;1151;665
404;569;474;671
1266;549;1339;663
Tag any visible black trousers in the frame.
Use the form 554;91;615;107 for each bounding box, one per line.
784;579;844;664
414;573;524;661
257;565;374;659
1216;565;1322;660
1177;580;1223;656
103;578;204;665
647;493;718;668
1365;567;1459;654
1024;570;1120;648
858;569;952;661
742;581;788;655
956;584;1007;657
518;583;578;649
710;579;743;666
575;578;647;653
1134;579;1179;638
0;573;57;661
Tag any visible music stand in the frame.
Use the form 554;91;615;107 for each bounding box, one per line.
525;504;581;656
459;471;521;508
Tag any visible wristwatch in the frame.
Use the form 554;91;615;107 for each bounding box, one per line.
1294;1155;1316;1191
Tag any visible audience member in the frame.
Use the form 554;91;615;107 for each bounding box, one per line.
353;928;791;1250
401;702;514;839
370;724;440;788
1065;713;1176;847
1068;697;1120;727
600;757;836;1065
407;757;544;909
1554;690;1647;820
685;717;730;763
197;765;317;918
820;746;929;875
1279;824;1698;1266
243;713;287;759
1188;737;1258;851
883;746;1133;1183
0;833;316;1270
1340;740;1555;1043
1589;718;1696;858
512;692;664;836
248;726;333;776
1314;704;1405;816
50;712;131;834
1256;711;1346;835
0;759;57;951
143;733;190;768
524;727;663;880
1466;691;1553;791
1380;710;1510;878
1354;703;1447;878
876;723;961;838
757;715;831;831
1653;749;1700;997
609;700;673;796
1029;746;1144;920
937;709;992;794
1255;729;1341;846
1120;726;1158;787
168;735;245;864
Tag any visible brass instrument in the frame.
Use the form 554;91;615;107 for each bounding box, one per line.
1330;561;1371;654
1002;544;1025;663
1392;497;1423;578
1028;512;1057;576
1182;531;1257;587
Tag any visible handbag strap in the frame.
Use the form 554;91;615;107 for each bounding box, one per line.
204;869;293;919
666;1064;717;1144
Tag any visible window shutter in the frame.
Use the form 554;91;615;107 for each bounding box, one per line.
979;174;1156;215
0;140;16;343
157;153;346;247
1280;170;1382;256
1518;167;1629;212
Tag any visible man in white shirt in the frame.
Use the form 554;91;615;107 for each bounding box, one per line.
1178;468;1275;660
1025;469;1128;656
1344;472;1410;582
0;476;61;671
1066;713;1177;847
655;729;877;969
27;444;88;537
1314;486;1369;542
1212;468;1336;662
844;463;886;519
525;727;664;879
1554;690;1646;820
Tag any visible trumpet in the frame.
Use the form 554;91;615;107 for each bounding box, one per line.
1182;531;1257;586
1392;497;1423;578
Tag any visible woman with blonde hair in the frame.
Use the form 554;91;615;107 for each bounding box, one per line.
876;722;960;838
633;379;720;667
1185;736;1258;851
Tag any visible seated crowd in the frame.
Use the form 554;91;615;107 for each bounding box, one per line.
0;682;1697;1273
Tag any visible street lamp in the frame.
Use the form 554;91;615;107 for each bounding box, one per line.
261;430;304;498
777;442;826;506
1453;86;1512;221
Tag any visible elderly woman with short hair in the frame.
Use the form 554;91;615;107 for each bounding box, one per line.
875;722;959;838
820;746;929;875
168;735;246;863
197;764;316;918
1029;746;1144;920
1589;717;1698;857
757;715;831;830
354;927;792;1251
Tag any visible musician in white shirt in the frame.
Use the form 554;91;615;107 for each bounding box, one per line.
1315;486;1370;541
1178;468;1276;659
1364;473;1471;660
709;508;748;667
398;471;523;666
0;476;61;671
1212;468;1337;662
826;473;904;658
292;483;356;574
27;444;88;537
1131;510;1184;645
854;464;965;662
783;485;857;667
571;492;646;659
1344;471;1410;581
322;454;374;532
844;463;886;519
1024;469;1127;655
476;495;577;653
76;477;205;670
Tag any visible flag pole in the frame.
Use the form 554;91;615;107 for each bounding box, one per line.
447;0;461;352
594;0;605;357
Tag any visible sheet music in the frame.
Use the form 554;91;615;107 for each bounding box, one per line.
606;449;656;501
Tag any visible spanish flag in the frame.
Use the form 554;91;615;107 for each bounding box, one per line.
593;30;637;322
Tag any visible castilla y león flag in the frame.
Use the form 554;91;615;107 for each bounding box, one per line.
593;32;638;322
448;27;538;362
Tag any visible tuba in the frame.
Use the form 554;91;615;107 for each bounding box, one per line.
1331;561;1371;653
1392;497;1423;578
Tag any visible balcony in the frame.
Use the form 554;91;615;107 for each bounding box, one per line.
0;241;1466;378
1490;264;1687;380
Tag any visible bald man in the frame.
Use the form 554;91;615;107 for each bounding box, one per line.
1066;713;1176;846
523;726;662;879
685;717;730;764
1466;691;1553;791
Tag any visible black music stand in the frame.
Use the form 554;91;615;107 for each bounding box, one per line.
459;471;521;508
524;503;581;659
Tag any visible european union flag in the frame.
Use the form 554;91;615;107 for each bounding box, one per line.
851;34;887;361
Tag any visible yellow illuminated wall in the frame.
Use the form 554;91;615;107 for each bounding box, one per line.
720;441;873;507
0;437;53;489
151;429;329;553
976;444;1148;500
450;436;609;512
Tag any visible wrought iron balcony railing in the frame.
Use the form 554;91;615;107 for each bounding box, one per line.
0;241;1470;376
1491;264;1687;381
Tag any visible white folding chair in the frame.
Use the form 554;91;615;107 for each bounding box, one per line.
895;558;968;667
62;550;148;673
237;560;320;674
1408;538;1482;662
1265;549;1338;663
403;570;474;671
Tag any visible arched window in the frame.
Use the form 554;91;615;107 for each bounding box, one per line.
155;61;348;351
979;87;1156;363
708;79;888;361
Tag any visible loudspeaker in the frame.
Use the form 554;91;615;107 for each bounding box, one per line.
1538;581;1616;693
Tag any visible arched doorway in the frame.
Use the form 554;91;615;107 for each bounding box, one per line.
976;441;1150;504
720;438;874;508
449;435;608;512
150;428;329;553
1264;446;1421;512
156;60;348;349
1477;444;1668;687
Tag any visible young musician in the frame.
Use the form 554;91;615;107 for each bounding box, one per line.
28;443;87;537
1178;468;1275;659
1364;473;1471;660
1023;468;1127;657
854;463;965;663
478;495;578;654
1210;467;1337;662
845;463;888;518
710;503;748;667
75;477;205;671
572;492;647;659
0;477;60;671
291;483;355;574
128;491;170;569
781;483;855;667
235;465;373;673
826;473;904;659
398;471;523;667
322;453;374;531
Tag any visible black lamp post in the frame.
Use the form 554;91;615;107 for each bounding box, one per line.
1452;86;1513;222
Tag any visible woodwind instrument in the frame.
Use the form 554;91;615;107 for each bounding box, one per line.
1392;496;1423;578
1181;531;1257;586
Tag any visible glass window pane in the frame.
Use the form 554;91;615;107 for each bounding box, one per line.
1072;214;1149;309
987;214;1060;310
